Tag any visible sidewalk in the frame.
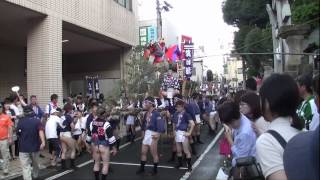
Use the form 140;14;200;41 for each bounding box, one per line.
0;150;52;180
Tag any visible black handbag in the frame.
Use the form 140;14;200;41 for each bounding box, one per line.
233;156;265;180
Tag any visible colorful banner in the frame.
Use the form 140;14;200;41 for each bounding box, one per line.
166;44;181;63
183;41;194;80
94;78;100;99
87;79;94;97
181;35;192;60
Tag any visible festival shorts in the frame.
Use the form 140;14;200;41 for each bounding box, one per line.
92;139;109;147
175;130;186;143
110;120;120;129
86;135;92;144
60;131;72;138
73;134;81;140
126;115;135;125
48;138;61;157
142;130;157;146
210;111;217;121
195;114;201;124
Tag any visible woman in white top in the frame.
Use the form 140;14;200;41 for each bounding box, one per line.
125;100;136;143
256;74;303;180
239;92;270;136
73;110;86;156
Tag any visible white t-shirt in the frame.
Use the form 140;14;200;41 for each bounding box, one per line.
309;99;319;131
45;115;63;139
73;118;82;136
10;104;22;116
256;117;300;178
80;116;87;130
255;116;270;134
45;102;58;115
73;103;85;112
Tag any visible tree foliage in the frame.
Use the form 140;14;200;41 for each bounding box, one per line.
222;0;269;28
123;46;166;97
292;0;319;28
222;0;272;77
244;27;273;76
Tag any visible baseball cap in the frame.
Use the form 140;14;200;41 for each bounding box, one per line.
283;126;319;180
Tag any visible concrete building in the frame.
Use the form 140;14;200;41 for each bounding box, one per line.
223;56;243;88
0;0;138;107
191;60;203;83
191;46;205;84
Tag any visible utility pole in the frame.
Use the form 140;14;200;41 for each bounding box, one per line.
156;0;162;39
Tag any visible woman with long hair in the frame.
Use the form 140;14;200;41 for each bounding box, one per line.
125;98;136;143
256;74;303;180
240;92;270;136
60;103;76;170
89;106;117;180
73;110;86;156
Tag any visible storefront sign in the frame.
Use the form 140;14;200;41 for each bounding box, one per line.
139;26;158;46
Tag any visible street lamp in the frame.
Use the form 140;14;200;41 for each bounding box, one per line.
156;0;173;39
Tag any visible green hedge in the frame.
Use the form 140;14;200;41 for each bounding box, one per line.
292;0;320;28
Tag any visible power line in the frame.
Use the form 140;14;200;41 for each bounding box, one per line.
191;52;319;61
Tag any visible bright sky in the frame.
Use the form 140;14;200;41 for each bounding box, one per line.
138;0;237;75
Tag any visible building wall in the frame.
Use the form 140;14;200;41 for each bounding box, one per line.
0;44;123;101
191;60;203;83
6;0;138;46
63;50;121;97
224;57;243;88
0;44;27;99
1;0;137;107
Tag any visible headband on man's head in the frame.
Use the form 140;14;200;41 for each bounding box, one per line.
174;94;184;102
144;96;155;105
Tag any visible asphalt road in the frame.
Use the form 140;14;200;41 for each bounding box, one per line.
14;126;223;180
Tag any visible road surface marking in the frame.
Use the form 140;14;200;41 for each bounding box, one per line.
45;170;73;180
179;128;224;180
110;161;188;170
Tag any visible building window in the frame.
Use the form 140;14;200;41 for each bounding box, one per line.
114;0;132;11
237;68;243;74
